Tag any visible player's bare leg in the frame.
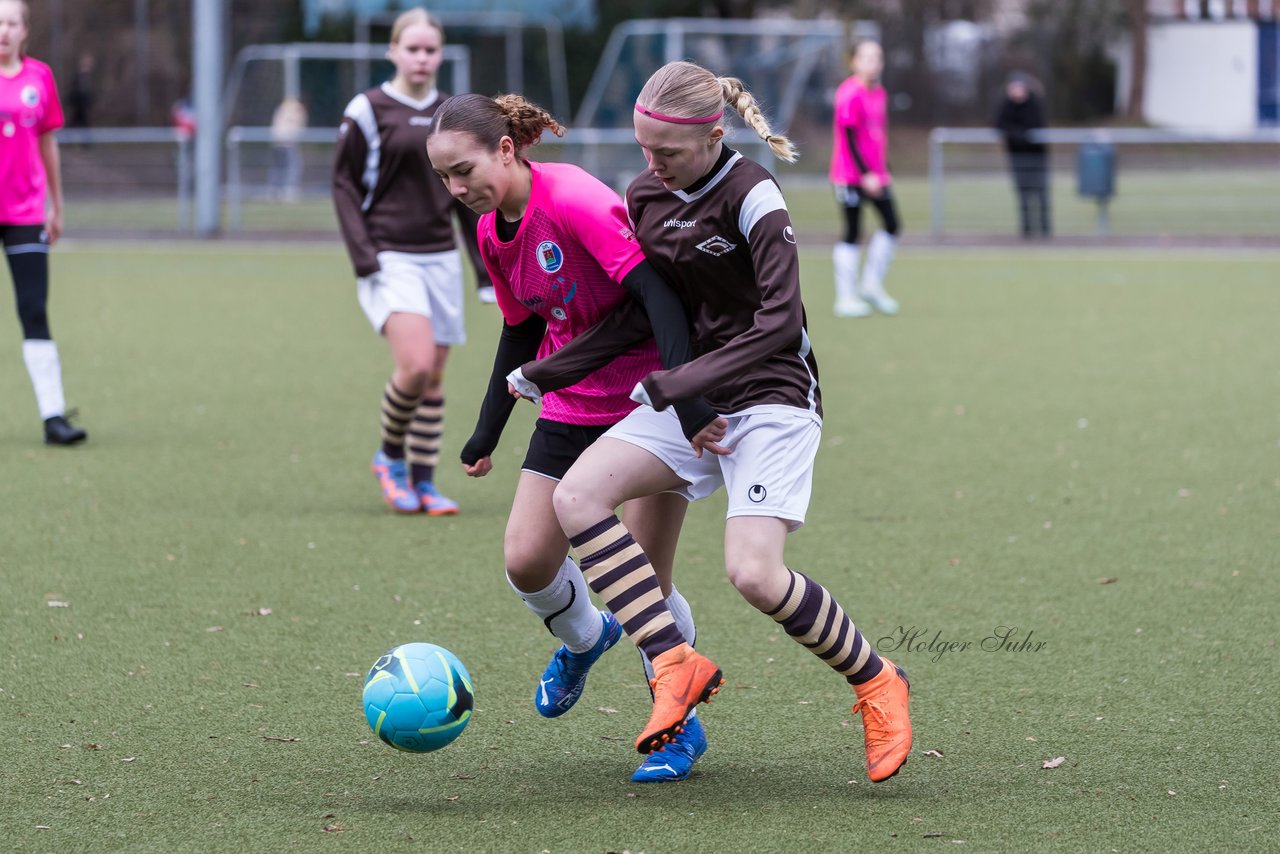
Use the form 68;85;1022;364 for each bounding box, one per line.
370;312;436;512
725;515;911;781
555;439;723;754
507;472;620;717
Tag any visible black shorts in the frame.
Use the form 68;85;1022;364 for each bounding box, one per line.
521;418;612;481
1;223;48;253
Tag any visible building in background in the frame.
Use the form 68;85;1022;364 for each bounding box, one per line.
1112;1;1279;130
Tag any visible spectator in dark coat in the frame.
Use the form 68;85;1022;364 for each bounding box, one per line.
995;72;1050;238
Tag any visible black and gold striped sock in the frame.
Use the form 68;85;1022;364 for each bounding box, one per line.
379;380;419;460
767;569;884;685
407;395;443;484
570;516;684;660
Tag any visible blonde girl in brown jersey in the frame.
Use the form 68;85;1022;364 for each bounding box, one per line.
540;60;914;783
332;8;488;517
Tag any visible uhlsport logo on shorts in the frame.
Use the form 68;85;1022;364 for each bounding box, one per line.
747;484;768;503
536;241;564;273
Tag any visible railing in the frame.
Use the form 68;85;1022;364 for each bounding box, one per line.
222;125;775;231
58;127;194;230
928;127;1280;238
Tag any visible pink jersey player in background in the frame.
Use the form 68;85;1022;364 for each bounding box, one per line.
830;38;901;318
425;92;726;783
0;0;87;445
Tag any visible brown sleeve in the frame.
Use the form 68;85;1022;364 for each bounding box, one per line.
641;207;804;409
331;117;379;278
520;297;655;394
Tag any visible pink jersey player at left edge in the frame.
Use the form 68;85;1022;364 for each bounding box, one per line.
2;0;88;447
829;73;890;187
0;56;63;225
479;158;660;425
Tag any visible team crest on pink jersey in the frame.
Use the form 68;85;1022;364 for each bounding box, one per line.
21;86;40;108
536;240;564;273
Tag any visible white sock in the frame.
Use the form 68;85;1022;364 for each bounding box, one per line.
509;556;602;653
22;339;66;420
861;231;897;299
640;585;697;682
832;242;862;305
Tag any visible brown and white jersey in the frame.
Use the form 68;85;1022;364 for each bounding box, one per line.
332;84;468;278
627;149;821;418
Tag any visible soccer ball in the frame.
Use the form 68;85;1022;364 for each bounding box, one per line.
362;643;474;753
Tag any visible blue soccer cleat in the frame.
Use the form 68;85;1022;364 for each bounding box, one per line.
371;450;420;514
631;714;707;783
415;481;459;516
535;611;622;718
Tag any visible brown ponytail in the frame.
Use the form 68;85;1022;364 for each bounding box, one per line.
429;92;564;156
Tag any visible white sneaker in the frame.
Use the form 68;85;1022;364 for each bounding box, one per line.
867;293;900;316
477;286;497;304
835;297;873;318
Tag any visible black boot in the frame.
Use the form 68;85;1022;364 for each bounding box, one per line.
44;414;88;446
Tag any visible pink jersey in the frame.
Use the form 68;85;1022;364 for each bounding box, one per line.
479;160;659;426
0;58;63;225
829;75;890;186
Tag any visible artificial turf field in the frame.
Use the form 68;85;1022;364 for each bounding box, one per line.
2;242;1278;852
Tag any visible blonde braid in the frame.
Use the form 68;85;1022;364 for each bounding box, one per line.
719;77;798;164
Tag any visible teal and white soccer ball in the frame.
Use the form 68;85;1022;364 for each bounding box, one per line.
362;643;474;753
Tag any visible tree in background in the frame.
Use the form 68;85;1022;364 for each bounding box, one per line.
24;0;302;126
1125;0;1147;121
22;0;1132;128
1022;0;1122;122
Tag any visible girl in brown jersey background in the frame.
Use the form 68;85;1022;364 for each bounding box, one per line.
332;8;489;516
521;60;914;783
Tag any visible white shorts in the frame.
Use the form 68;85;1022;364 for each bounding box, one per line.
604;404;822;532
357;249;466;345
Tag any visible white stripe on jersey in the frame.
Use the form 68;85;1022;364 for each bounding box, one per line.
672;152;743;203
343;93;380;212
380;83;439;111
797;327;820;414
738;179;788;240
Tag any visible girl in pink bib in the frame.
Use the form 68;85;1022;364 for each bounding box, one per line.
0;0;86;444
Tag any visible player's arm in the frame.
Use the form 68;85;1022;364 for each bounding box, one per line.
616;261;719;438
837;87;873;179
513;182;686;404
461;312;547;470
37;66;66;244
847;94;888;192
331;111;380;277
38;133;64;245
516;296;653;396
844;127;872;178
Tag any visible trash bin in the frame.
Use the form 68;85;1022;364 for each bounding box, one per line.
1077;141;1115;199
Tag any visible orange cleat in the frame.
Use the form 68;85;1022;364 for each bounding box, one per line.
636;643;723;754
851;657;912;782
